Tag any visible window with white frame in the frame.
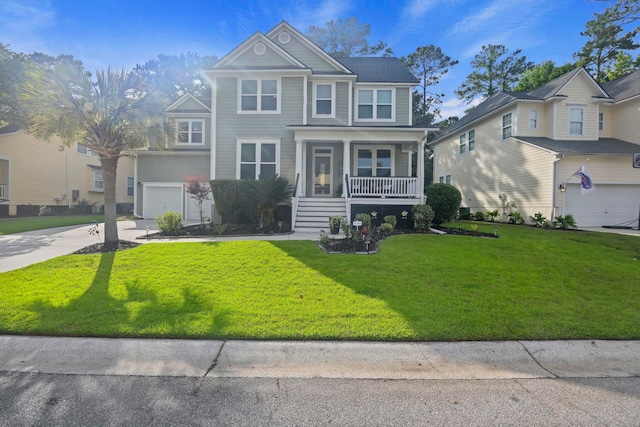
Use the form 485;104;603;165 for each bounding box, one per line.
127;176;134;197
459;129;476;154
76;143;99;157
568;106;584;136
313;83;335;117
92;171;104;191
356;88;394;121
355;147;393;177
239;79;279;113
439;174;451;184
459;133;467;154
528;109;538;130
599;112;604;131
502;113;512;139
238;139;279;179
176;120;203;144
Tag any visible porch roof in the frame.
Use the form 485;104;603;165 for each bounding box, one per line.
287;124;434;142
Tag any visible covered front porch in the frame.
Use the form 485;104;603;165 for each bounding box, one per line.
287;125;432;232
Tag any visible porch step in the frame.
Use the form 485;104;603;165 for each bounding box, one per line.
295;198;347;234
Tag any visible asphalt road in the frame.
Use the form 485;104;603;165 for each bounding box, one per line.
1;373;639;426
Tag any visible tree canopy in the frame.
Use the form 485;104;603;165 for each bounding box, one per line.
306;17;392;57
133;52;217;101
22;63;169;248
513;61;577;92
454;44;533;104
402;45;458;125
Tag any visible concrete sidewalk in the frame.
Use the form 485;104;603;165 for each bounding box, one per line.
1;336;638;380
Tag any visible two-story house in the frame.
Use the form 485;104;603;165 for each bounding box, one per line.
432;67;640;227
134;21;434;231
0;125;135;217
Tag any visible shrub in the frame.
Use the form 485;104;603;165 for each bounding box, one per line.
380;222;394;233
530;212;547;228
508;211;524;225
240;175;293;228
425;183;462;225
156;211;183;235
486;209;499;222
412;204;434;231
383;215;397;228
210;180;244;224
354;213;371;227
473;211;486;221
71;198;96;215
553;214;577;230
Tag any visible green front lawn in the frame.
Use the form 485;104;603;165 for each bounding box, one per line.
0;215;105;235
1;224;638;341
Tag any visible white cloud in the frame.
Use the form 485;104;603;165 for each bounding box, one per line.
0;0;55;51
439;96;482;120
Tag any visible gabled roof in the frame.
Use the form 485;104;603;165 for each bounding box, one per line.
336;57;419;84
266;21;352;74
433;67;614;143
165;93;211;113
212;31;307;70
601;69;640;102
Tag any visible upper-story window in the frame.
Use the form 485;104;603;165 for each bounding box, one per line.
176;120;203;144
356;88;394;121
568;106;584;136
313;83;335;118
502;113;512;139
528;109;538;130
459;129;476;154
239;79;280;113
77;143;99;157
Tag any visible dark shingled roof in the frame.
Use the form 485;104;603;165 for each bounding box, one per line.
0;124;22;135
517;137;640;155
336;57;419;83
601;69;640;102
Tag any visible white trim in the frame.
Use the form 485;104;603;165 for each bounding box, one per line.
312;146;334;197
354;87;396;122
567;105;585;136
353;145;395;177
253;42;266;55
303;74;308;125
438;173;452;184
213;31;306;69
174;119;205;145
528;108;538;130
0;155;11;203
126;176;134;198
501;112;513;140
133;155;138;215
91;170;104;192
237;78;281;114
409;90;413;126
348;80;353;126
312;82;336;118
165;93;211;112
211;77;217;179
236;138;281;179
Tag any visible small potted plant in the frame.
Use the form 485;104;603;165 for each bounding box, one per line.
329;216;343;235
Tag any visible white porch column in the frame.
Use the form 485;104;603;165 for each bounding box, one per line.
342;140;351;196
295;139;304;197
418;139;426;204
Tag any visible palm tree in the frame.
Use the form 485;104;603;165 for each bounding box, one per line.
240;175;293;228
23;61;168;250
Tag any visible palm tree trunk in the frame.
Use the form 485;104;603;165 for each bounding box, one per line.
101;156;119;250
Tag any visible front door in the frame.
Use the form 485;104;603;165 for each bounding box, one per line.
313;147;333;196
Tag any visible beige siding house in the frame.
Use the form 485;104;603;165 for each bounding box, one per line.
0;125;135;217
432;67;640;228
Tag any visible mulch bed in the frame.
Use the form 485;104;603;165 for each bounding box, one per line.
73;240;142;254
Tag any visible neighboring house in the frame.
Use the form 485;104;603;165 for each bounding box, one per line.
432;67;640;227
134;21;434;231
0;125;135;217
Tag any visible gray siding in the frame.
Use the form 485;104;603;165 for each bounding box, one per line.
215;76;303;183
271;36;339;72
231;45;294;68
136;153;210;216
307;81;350;126
353;86;411;126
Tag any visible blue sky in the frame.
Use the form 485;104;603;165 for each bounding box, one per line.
0;0;609;119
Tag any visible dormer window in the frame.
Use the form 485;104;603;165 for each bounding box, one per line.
502;113;512;139
239;79;280;113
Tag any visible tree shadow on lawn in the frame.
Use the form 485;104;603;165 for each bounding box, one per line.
25;251;230;338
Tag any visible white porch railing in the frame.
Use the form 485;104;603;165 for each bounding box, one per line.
0;184;7;200
349;177;418;198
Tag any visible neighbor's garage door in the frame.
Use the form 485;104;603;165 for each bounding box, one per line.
565;183;640;227
144;185;182;219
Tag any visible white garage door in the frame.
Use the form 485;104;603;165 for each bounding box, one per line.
144;185;183;219
565;183;640;227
